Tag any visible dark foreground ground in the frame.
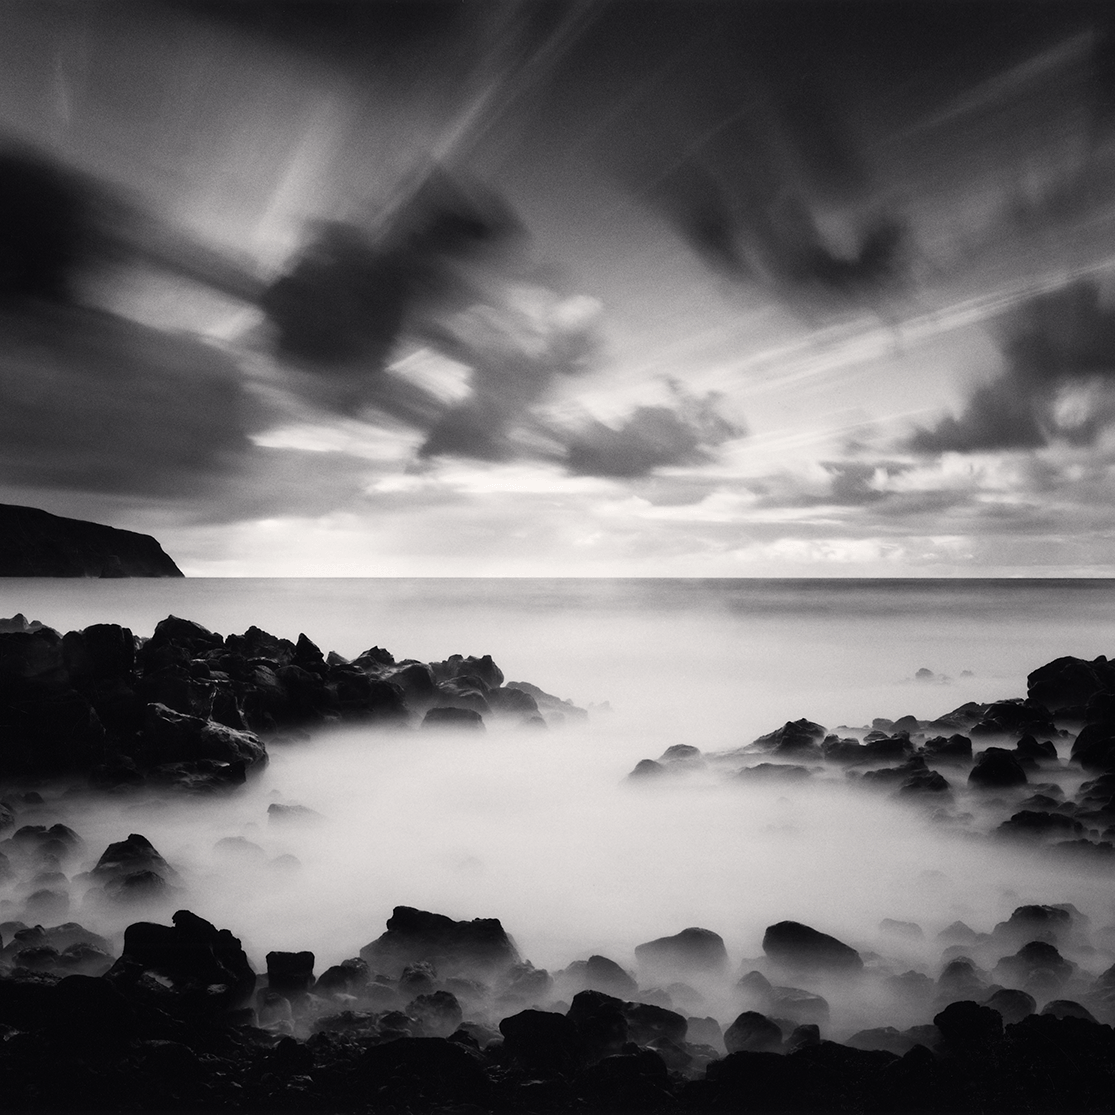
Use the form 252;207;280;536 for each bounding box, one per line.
2;613;1115;1112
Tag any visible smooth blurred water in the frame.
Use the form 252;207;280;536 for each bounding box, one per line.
4;577;1115;1011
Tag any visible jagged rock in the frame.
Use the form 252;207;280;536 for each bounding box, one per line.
108;909;255;1018
922;734;973;762
567;989;628;1061
994;941;1075;987
752;719;827;758
762;921;863;974
407;989;463;1037
933;1000;1003;1052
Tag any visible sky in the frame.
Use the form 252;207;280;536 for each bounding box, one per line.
4;0;1115;576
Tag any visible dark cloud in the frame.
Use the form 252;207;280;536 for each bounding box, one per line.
909;279;1115;454
0;302;260;499
562;385;742;479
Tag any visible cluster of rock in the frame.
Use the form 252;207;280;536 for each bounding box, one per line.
0;883;1112;1112
0;612;584;791
631;652;1115;857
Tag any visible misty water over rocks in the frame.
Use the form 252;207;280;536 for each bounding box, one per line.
3;578;1115;1108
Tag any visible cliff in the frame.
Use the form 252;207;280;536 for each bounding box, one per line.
0;504;184;577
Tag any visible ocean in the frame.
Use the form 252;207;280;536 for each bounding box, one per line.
3;577;1114;1035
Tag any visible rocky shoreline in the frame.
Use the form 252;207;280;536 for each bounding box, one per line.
1;612;1114;1111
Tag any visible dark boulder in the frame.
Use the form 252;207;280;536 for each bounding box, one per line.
762;920;863;974
1028;655;1115;712
91;833;176;885
621;1000;687;1046
992;904;1075;946
724;1010;783;1053
933;999;1003;1053
360;905;519;979
574;1047;670;1111
634;927;728;977
499;1007;581;1073
315;957;370;996
769;986;830;1026
737;762;812;782
1016;734;1058;761
970;699;1059;741
968;747;1028;788
140;702;266;771
407;989;463;1037
421;706;484;730
430;653;504;689
266;950;315;997
108;909;255;1017
997;810;1084;840
753;719;827;758
561;954;638;998
567;989;628;1062
628;758;667;779
994;941;1075;987
359;1036;490;1107
984;987;1036;1024
1041;998;1098;1022
922;733;973;762
1071;722;1115;772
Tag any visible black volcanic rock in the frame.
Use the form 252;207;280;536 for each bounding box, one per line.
360;905;519;979
1028;655;1115;712
762;921;863;974
0;504;183;577
968;748;1028;788
634;927;729;977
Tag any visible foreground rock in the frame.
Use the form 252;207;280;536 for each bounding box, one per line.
0;612;585;786
0;503;183;577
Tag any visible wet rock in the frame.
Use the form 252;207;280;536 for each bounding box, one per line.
846;1026;919;1055
724;1010;783;1053
360;905;519;980
971;699;1059;741
762;920;863;974
621;1000;687;1046
634;927;728;978
937;957;988;1003
140;702;266;771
